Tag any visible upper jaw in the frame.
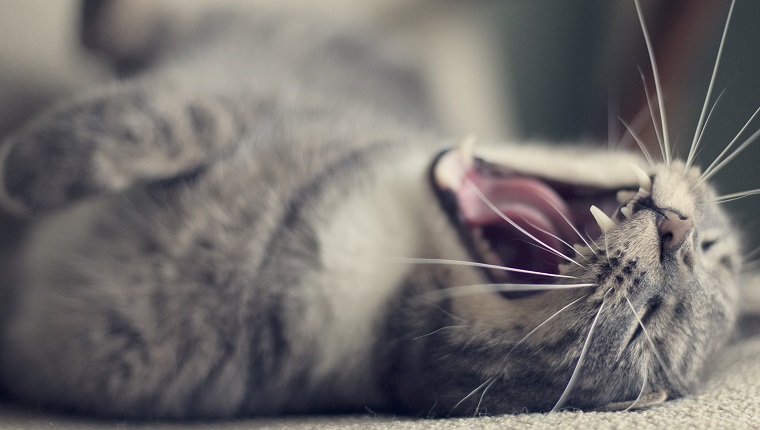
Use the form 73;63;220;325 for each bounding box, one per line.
430;140;667;290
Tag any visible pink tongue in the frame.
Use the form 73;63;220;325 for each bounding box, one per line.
457;175;575;272
459;176;573;237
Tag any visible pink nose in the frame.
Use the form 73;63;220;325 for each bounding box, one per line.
657;212;693;252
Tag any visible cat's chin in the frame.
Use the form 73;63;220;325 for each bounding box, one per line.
430;142;640;297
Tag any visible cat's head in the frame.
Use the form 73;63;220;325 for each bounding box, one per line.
386;141;741;415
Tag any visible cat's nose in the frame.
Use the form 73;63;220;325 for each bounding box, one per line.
658;212;693;252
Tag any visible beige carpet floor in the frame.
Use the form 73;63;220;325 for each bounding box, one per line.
0;332;756;429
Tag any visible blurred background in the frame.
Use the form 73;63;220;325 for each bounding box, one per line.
0;0;758;246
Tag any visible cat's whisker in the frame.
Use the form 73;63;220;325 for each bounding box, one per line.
464;178;582;268
617;102;653;153
412;325;466;341
743;245;760;262
541;196;598;257
604;235;611;265
703;188;760;205
740;259;760;274
396;258;577;279
506;295;587;358
624;297;688;396
421;283;595;301
619;117;655;167
415;299;466;322
698;108;760;185
688;88;728;171
637;68;665;163
635;0;671;165
524;219;590;263
551;289;612;412
740;246;760;272
451;377;495;415
483;239;583;277
475;377;498;416
685;0;735;171
582;227;604;254
623;368;648;412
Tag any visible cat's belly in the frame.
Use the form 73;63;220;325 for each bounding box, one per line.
0;146;457;416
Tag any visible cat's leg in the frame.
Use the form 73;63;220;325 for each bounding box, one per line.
0;82;246;215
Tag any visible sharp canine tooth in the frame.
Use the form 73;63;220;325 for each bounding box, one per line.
458;134;477;169
434;151;464;191
629;164;652;192
558;264;572;275
573;244;587;254
620;206;632;218
590;205;616;234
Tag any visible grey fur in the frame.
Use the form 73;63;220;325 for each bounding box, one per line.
0;1;746;419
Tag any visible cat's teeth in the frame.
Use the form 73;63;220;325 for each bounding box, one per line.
434;151;464;191
573;243;588;254
620;206;632;218
616;190;636;204
458;134;476;169
558;264;572;275
590;205;615;234
629;163;652;192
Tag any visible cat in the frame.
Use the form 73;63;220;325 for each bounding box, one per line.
0;0;754;419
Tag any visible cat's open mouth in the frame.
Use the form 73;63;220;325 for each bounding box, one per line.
431;141;638;294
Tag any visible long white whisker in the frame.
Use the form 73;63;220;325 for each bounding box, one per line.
475;377;499;415
635;0;671;164
465;178;582;268
619;117;655;167
623;369;648;412
603;232;611;265
699;120;760;184
421;283;595;301
551;289;612;412
704;188;760;204
688;88;728;170
412;326;465;341
524;220;589;263
396;258;576;279
624;296;687;395
583;227;604;254
638;68;665;162
685;0;736;170
617;102;651;151
699;107;760;183
415;299;466;322
541;197;599;257
741;259;760;274
743;245;760;261
452;377;495;414
507;295;587;356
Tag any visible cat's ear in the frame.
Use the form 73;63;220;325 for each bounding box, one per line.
0;81;244;217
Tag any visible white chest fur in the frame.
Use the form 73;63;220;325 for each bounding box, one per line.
300;151;435;404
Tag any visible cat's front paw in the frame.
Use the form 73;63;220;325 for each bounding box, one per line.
0;84;241;217
0;112;104;216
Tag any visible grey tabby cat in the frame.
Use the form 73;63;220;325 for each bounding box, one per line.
0;0;753;419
